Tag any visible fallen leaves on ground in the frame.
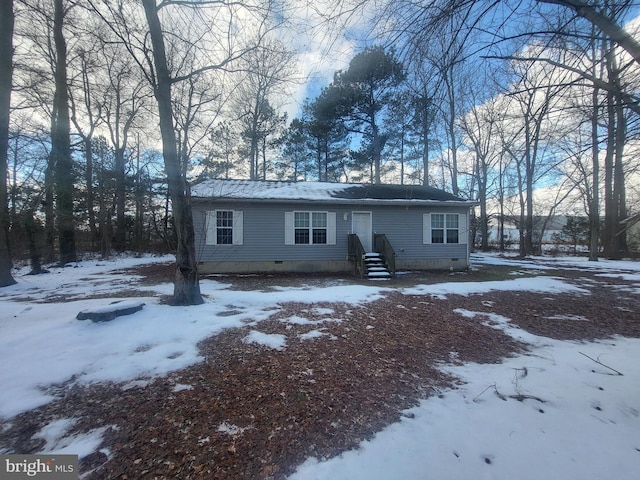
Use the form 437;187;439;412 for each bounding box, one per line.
1;269;638;479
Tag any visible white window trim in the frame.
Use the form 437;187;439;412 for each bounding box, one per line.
423;212;467;245
285;211;336;245
205;210;243;246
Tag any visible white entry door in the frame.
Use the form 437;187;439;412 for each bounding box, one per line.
352;212;372;252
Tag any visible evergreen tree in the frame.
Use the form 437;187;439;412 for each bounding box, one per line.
278;118;314;181
313;46;405;183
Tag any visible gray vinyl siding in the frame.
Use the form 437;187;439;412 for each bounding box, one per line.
370;205;468;261
194;201;347;263
194;200;469;264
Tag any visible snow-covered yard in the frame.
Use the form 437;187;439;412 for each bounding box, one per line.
291;321;640;480
1;253;639;479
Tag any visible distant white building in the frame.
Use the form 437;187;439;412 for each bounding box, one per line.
488;215;583;247
487;213;640;255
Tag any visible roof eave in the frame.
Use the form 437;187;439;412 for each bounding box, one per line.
191;196;478;207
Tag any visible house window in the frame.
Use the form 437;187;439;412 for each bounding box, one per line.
431;213;445;243
216;210;234;245
285;211;336;245
425;213;464;244
205;210;243;246
312;212;327;244
294;211;327;244
446;214;459;243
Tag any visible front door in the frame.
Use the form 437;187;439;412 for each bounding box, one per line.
352;212;372;252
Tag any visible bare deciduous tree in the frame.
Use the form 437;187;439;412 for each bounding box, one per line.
234;37;297;180
537;0;640;66
84;0;278;304
460;94;502;250
0;0;16;286
140;0;203;304
50;0;77;265
101;48;148;252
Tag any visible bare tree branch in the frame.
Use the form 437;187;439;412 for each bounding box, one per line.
536;0;640;67
579;351;624;375
484;54;640;116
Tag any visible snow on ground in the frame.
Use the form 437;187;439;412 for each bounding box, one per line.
290;335;640;480
474;251;640;273
243;330;287;350
288;257;640;480
1;252;640;478
35;418;110;459
0;255;387;420
402;276;589;298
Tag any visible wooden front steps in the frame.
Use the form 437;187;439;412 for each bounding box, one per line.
364;252;391;279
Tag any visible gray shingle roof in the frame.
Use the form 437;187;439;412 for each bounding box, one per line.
191;179;472;205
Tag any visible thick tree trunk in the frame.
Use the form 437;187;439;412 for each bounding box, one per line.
602;88;616;258
0;0;16;286
142;0;203;305
612;92;627;256
589;91;600;261
51;0;76;265
588;32;600;262
601;39;628;260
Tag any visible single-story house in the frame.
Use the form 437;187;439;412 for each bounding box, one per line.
190;179;475;277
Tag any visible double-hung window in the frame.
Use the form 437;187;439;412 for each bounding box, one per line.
205;210;243;245
294;211;327;244
424;213;465;244
431;213;446;244
431;213;459;244
216;210;234;245
285;211;336;245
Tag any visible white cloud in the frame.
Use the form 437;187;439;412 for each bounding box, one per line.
276;0;370;119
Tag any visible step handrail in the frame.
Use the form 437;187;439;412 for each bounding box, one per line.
347;234;366;278
374;233;396;276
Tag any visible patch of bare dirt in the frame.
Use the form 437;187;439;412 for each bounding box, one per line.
1;267;638;479
110;262;175;286
439;276;640;340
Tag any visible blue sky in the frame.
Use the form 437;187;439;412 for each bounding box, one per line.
280;0;640;121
